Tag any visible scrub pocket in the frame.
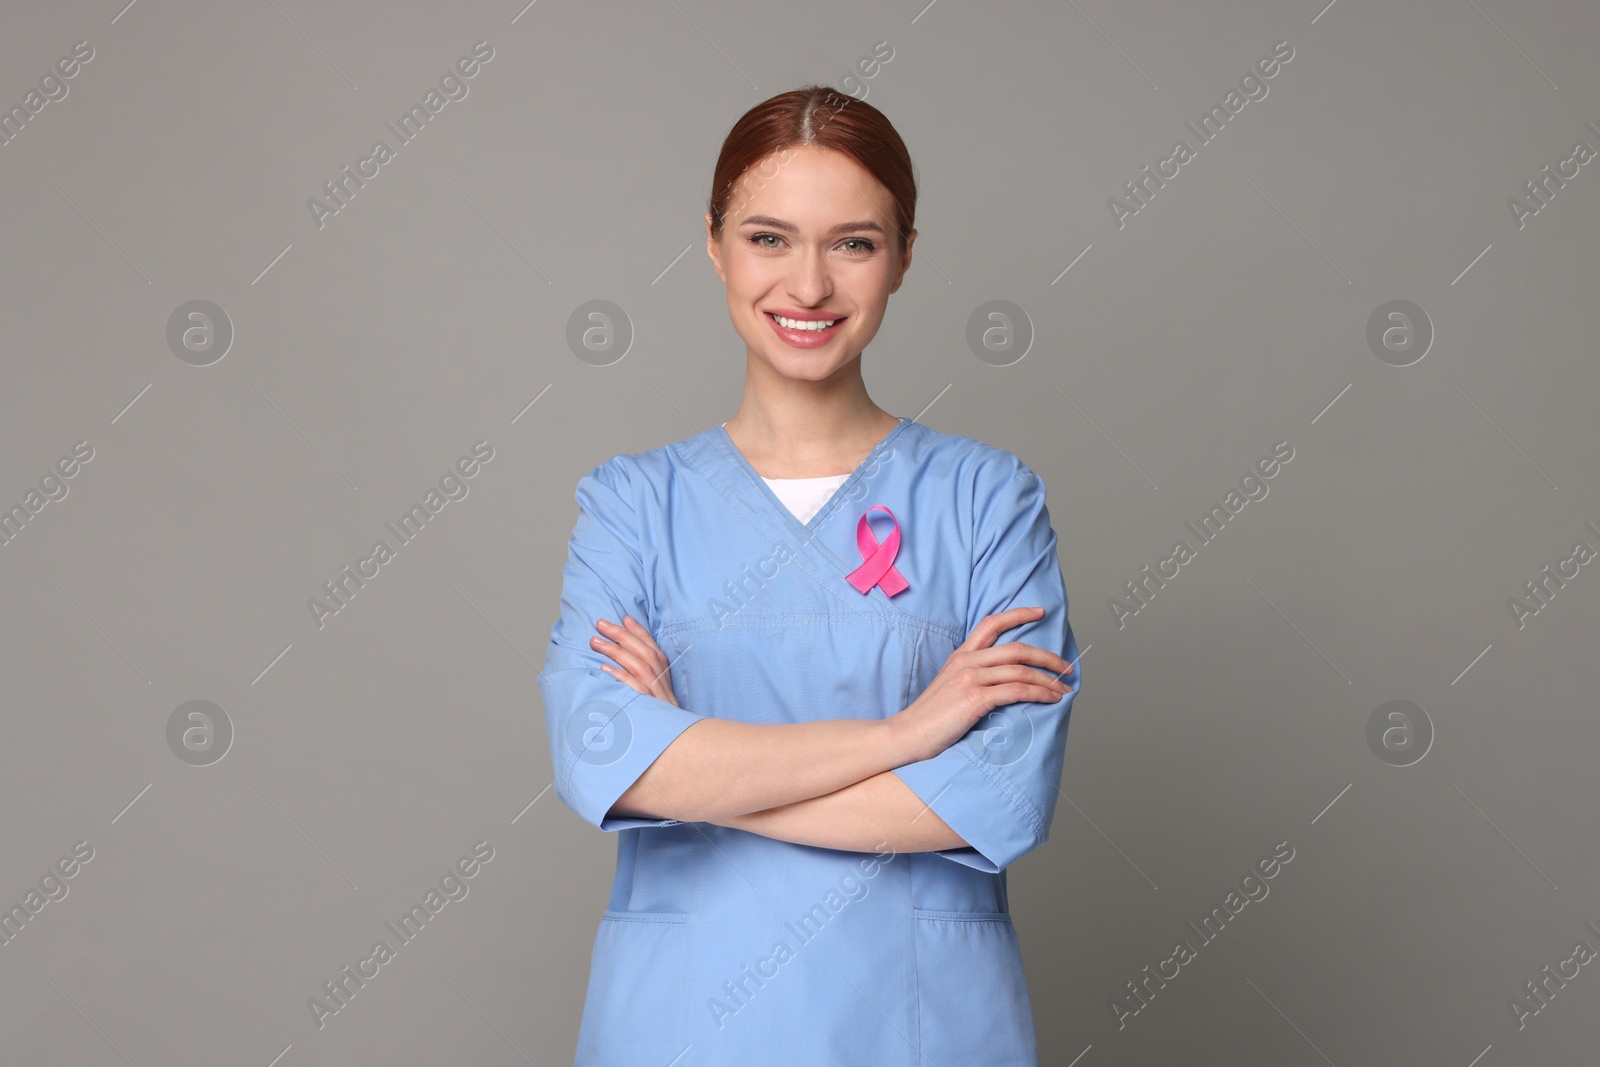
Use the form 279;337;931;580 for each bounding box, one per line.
574;910;690;1066
912;909;1038;1066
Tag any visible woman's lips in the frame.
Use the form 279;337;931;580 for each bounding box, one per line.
765;311;846;348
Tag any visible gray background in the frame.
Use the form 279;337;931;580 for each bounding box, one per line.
2;0;1596;1064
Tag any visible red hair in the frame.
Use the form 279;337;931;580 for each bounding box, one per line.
708;85;917;256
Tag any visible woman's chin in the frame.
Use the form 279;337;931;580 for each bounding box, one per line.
770;355;853;382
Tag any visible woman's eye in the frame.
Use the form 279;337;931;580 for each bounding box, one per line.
746;233;876;254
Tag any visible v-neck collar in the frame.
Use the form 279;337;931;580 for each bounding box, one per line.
712;416;913;538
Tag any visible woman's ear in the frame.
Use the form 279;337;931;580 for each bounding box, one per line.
888;227;916;294
705;212;727;284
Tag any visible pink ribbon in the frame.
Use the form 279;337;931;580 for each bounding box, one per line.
845;505;909;596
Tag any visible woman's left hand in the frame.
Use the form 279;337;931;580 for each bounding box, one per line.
590;616;682;708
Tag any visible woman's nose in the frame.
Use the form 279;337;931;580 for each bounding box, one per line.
786;250;832;303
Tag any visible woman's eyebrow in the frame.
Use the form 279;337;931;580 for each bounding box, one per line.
739;214;886;236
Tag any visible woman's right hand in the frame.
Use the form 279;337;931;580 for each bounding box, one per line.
890;606;1075;765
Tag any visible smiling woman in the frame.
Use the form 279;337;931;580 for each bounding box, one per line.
704;88;917;415
540;85;1081;1067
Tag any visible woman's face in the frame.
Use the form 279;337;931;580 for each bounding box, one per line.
705;144;914;383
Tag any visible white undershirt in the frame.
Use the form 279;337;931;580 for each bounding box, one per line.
723;423;851;524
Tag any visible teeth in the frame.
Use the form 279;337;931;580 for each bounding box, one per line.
772;314;837;331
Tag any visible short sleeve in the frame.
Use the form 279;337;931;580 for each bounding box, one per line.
539;458;708;831
891;461;1081;872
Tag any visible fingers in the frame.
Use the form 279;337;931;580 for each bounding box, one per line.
1008;641;1074;679
1008;681;1070;704
969;665;1071;709
988;662;1073;695
593;617;679;703
593;640;652;682
590;617;660;679
599;663;648;695
962;639;1074;680
595;616;658;646
592;616;661;659
960;605;1047;652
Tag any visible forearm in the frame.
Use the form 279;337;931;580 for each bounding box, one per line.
610;715;915;823
707;770;970;854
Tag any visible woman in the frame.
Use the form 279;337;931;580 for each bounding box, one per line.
541;85;1081;1067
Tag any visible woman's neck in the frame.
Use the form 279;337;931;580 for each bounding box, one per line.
724;397;899;480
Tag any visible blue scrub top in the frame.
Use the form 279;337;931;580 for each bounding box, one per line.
540;416;1081;1066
